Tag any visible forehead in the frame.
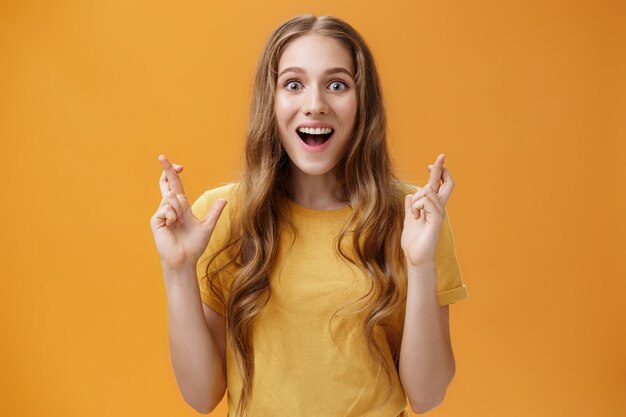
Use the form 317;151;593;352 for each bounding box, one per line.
278;34;354;74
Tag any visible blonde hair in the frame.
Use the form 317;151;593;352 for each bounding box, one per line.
203;14;414;417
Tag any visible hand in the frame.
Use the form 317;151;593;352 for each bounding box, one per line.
401;154;455;268
149;155;227;271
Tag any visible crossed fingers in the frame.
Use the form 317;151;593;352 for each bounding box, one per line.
159;155;186;195
411;183;444;214
158;155;187;225
409;154;455;219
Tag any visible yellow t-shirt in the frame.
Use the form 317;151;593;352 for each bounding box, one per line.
192;183;469;417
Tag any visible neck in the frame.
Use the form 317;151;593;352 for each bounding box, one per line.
287;163;348;210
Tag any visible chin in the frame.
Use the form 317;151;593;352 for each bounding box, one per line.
290;159;339;177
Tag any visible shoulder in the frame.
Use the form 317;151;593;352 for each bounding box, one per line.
191;183;239;217
199;182;239;202
192;183;240;256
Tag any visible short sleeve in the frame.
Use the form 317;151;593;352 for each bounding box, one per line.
191;184;236;317
435;209;470;306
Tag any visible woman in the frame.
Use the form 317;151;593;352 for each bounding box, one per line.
150;14;469;417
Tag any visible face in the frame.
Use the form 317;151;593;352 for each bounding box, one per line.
274;34;357;178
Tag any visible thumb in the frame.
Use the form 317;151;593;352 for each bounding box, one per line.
202;198;227;232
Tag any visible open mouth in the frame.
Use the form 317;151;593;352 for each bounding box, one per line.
296;128;334;146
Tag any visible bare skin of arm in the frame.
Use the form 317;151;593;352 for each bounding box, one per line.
398;264;454;414
163;266;226;413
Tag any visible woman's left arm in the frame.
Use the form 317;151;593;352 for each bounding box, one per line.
399;264;454;414
398;153;456;413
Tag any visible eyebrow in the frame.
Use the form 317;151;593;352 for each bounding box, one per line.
277;66;354;79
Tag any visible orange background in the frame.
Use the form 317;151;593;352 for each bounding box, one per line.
1;0;624;416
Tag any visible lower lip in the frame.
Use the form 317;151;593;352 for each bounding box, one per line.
298;133;334;153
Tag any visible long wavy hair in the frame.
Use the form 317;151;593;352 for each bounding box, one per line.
203;14;415;417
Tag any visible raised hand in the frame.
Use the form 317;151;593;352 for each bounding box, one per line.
150;155;227;272
401;154;455;268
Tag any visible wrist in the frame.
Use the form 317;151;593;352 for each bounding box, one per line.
161;261;197;282
405;257;436;272
161;263;199;294
406;261;437;286
160;258;197;273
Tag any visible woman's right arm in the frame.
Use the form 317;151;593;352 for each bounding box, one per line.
163;265;226;414
150;155;227;413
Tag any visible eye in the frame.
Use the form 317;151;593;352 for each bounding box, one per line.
285;80;303;91
329;81;348;92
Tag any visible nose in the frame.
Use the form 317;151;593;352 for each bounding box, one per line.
302;86;329;116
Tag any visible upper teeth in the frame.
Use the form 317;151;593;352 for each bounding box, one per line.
298;127;333;135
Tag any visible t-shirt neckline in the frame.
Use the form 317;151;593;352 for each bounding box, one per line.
284;198;352;220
